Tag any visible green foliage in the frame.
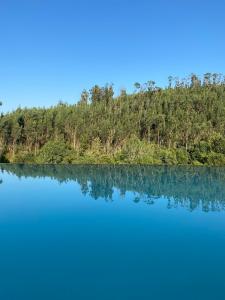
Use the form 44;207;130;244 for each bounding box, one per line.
37;141;71;164
211;136;225;154
120;135;143;162
158;149;178;165
1;73;225;165
13;152;36;163
118;137;160;164
0;153;9;163
0;146;9;163
189;142;211;164
206;152;225;166
175;149;190;165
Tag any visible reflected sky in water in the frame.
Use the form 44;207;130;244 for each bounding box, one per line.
0;164;225;300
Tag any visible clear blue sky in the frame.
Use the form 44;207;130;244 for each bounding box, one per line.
1;0;225;112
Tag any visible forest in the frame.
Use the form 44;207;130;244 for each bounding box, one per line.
0;73;225;165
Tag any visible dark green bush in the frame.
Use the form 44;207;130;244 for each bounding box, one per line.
211;137;225;155
37;141;71;164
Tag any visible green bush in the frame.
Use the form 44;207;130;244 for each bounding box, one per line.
175;149;190;164
159;149;178;165
189;143;210;164
211;137;225;155
37;141;71;164
206;152;225;166
13;152;36;163
120;135;143;162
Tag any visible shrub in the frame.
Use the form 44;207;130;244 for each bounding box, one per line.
175;149;190;164
120;135;143;162
206;152;225;166
159;149;178;165
211;137;225;155
37;141;71;164
189;142;210;164
13;152;36;163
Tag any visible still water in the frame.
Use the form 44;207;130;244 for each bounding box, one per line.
0;164;225;300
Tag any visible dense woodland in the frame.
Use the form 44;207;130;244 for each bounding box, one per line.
1;73;225;165
1;164;225;212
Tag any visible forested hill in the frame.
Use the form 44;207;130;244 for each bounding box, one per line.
1;73;225;165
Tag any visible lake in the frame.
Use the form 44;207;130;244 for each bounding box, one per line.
0;164;225;300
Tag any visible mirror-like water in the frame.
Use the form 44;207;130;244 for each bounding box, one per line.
0;164;225;300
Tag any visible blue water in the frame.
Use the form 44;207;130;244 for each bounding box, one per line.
0;164;225;300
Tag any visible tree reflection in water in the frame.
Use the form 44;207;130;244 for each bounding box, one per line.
1;164;225;212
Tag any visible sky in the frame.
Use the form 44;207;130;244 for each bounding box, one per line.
0;0;225;112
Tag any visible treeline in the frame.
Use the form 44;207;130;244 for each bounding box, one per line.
1;164;225;212
1;73;225;165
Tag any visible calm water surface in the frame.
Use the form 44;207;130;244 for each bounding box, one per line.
0;164;225;300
